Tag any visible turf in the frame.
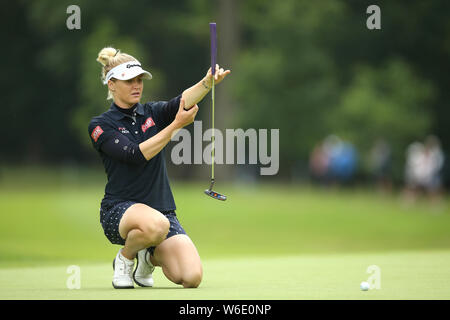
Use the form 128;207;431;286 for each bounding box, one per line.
0;166;449;299
1;250;449;299
1;170;449;267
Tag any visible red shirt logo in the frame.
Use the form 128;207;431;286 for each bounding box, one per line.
91;125;104;142
141;117;155;133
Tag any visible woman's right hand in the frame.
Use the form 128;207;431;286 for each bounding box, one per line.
139;98;198;160
174;98;199;129
204;64;231;86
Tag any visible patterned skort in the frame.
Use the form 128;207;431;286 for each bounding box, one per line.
99;200;186;255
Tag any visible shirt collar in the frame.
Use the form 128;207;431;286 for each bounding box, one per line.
108;102;145;120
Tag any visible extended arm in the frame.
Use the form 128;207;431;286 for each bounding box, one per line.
181;64;230;109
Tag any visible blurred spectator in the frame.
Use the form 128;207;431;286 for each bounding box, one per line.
309;135;358;186
369;138;392;192
404;141;424;190
309;140;330;185
328;139;358;184
404;135;445;203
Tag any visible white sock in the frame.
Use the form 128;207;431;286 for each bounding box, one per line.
119;249;134;264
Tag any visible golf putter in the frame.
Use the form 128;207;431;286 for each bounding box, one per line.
205;178;226;201
204;22;227;201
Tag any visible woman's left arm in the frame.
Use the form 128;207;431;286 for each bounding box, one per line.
182;64;231;109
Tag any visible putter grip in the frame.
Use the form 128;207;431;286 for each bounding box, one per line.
210;22;217;75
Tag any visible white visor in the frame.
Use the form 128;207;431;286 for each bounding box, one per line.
103;61;152;84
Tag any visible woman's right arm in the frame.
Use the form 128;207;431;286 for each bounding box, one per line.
139;98;198;161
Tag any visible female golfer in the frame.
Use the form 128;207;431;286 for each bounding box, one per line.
88;47;230;289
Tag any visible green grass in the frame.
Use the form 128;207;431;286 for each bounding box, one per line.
0;172;449;266
0;166;449;299
1;250;449;299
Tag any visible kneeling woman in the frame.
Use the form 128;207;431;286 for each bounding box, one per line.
88;47;230;289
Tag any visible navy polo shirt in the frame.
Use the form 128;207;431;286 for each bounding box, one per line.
88;95;181;212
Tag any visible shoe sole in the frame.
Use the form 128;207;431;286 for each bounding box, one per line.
112;258;134;289
133;253;153;288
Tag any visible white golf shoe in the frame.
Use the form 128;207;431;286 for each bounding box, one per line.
133;248;155;287
112;249;135;289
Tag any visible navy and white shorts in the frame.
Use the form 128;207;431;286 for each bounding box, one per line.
99;200;186;255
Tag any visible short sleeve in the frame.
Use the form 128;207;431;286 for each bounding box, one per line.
149;94;182;131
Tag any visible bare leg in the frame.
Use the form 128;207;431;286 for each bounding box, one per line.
151;234;203;288
118;203;170;260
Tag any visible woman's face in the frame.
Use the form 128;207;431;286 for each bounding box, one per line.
109;74;144;108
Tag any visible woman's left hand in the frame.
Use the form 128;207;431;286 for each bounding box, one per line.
204;64;231;86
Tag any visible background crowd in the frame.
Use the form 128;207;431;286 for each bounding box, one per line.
309;134;446;201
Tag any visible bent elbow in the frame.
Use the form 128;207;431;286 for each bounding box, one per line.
124;145;148;165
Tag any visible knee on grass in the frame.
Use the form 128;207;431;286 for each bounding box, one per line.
177;270;203;288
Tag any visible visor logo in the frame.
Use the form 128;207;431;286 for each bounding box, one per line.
142;117;155;133
126;63;141;69
91;126;104;142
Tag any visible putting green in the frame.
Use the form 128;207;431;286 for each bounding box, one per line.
1;249;449;299
1;181;450;267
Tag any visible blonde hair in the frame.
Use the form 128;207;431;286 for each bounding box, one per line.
96;47;138;100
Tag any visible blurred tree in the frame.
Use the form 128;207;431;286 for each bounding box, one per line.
232;0;346;176
330;59;434;148
1;0;449;187
327;59;435;180
231;0;447;181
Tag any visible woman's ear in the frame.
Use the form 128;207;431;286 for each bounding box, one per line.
108;80;115;92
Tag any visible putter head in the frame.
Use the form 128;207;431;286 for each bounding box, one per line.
204;179;227;201
204;189;227;201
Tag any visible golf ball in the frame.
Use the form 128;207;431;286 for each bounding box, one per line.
360;281;370;291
